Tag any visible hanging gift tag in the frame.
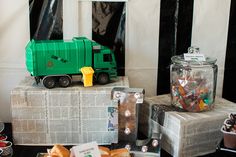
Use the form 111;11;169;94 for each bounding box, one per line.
184;53;206;61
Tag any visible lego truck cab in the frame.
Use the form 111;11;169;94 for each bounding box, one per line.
25;37;117;88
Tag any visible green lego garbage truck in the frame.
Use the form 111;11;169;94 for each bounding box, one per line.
25;37;117;88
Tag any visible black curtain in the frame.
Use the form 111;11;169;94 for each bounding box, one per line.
29;0;63;40
223;0;236;103
157;0;194;95
92;2;125;76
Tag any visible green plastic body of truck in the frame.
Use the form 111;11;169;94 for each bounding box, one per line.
25;37;117;88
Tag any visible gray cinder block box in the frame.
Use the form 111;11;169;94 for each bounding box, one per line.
139;94;236;157
11;76;129;145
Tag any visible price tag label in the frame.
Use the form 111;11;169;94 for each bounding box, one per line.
72;141;101;157
184;53;206;61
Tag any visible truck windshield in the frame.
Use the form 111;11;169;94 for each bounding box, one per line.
103;54;112;62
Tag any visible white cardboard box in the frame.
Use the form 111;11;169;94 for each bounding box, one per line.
141;94;236;157
11;76;129;145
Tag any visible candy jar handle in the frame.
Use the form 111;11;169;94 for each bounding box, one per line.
188;46;200;54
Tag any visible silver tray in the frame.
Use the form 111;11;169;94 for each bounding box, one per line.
36;151;159;157
36;153;48;157
131;151;159;157
0;122;4;132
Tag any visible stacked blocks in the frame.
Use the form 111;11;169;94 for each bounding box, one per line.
140;94;236;157
11;76;129;145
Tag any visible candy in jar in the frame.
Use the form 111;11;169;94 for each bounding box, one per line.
170;47;218;112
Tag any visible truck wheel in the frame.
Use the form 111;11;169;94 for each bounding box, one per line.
43;77;56;89
97;73;109;85
59;76;71;87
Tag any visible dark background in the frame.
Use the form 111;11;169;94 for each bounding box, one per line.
29;0;236;102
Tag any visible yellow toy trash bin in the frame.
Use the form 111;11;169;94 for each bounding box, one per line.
80;67;94;87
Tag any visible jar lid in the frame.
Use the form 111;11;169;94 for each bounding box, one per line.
171;47;217;66
171;55;217;65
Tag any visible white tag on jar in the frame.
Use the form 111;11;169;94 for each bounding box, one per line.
184;53;206;61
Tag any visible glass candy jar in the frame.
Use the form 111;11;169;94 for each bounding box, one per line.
170;47;218;112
